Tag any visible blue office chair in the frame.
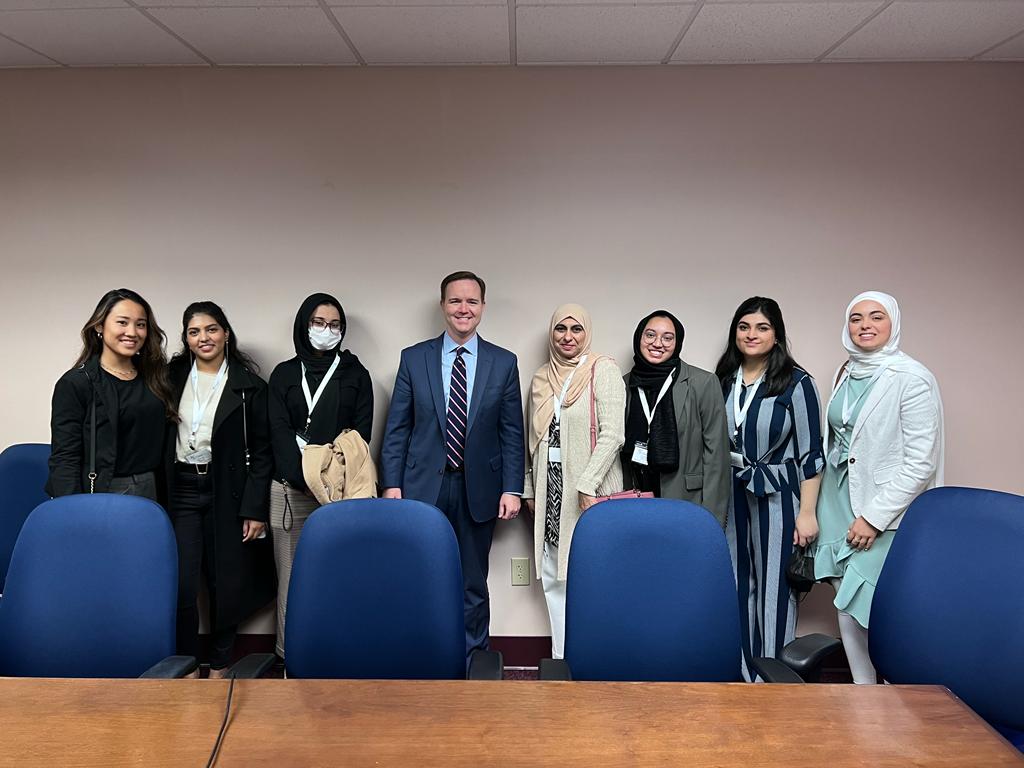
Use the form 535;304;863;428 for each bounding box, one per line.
870;486;1024;751
0;494;195;678
234;498;501;680
0;443;51;593
541;498;837;683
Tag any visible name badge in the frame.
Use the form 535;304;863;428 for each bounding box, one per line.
631;442;648;466
184;448;212;465
548;446;561;463
827;444;843;469
730;451;746;469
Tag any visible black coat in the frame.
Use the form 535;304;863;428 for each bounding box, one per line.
164;357;277;631
267;355;373;491
46;355;166;498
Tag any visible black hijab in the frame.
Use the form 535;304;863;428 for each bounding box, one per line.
624;310;685;473
293;292;348;372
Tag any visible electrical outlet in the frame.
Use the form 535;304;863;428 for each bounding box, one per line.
511;557;530;586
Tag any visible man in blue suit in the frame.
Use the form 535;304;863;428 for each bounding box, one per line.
381;271;525;656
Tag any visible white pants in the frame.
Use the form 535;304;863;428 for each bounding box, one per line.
541;542;567;659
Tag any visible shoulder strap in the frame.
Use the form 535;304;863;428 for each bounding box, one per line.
242;390;251;469
88;386;97;493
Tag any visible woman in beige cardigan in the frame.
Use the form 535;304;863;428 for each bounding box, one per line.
523;304;625;658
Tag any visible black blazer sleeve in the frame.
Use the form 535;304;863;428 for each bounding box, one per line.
353;364;374;445
239;380;273;522
267;365;306;491
47;370;88;497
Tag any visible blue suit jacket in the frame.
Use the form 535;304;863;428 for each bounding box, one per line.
380;334;525;523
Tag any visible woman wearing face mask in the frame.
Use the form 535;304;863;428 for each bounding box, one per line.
522;304;625;659
267;292;373;657
622;310;731;526
165;301;277;678
47;288;175;500
714;296;824;682
813;291;943;684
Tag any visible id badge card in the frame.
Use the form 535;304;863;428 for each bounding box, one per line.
548;446;562;463
730;451;746;469
295;431;310;451
827;444;843;469
631;441;648;466
184;448;212;465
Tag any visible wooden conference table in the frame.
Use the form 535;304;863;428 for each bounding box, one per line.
1;678;1021;767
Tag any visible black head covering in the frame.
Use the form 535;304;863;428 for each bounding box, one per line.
624;310;685;475
293;292;348;372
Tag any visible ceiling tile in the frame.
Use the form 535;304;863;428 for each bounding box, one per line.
979;27;1024;58
0;30;57;64
332;5;508;63
0;0;125;8
517;4;695;64
149;6;356;64
137;0;313;6
0;8;204;63
674;2;879;62
828;0;1024;60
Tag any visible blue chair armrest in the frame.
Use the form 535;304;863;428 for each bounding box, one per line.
468;649;503;680
779;633;842;682
538;658;572;681
751;657;805;683
229;653;278;679
140;655;198;679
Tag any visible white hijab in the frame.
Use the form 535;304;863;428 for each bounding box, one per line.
842;290;909;378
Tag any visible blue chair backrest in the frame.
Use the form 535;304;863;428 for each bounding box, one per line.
0;443;51;592
871;486;1024;733
0;494;178;678
284;498;466;680
564;498;741;681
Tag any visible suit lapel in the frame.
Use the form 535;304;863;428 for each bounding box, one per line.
212;380;241;436
849;371;895;445
426;335;447;433
466;338;493;436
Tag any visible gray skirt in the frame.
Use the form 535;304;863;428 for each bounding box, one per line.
268;480;319;657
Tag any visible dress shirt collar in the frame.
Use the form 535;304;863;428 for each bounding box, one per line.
443;333;478;357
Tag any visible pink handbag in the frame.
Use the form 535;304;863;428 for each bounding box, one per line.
588;362;654;504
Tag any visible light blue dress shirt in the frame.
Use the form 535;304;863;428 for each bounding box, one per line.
442;333;478;412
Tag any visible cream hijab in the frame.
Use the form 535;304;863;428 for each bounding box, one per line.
528;304;603;453
842;290;910;378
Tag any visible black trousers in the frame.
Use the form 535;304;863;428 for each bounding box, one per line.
435;469;496;658
169;467;237;669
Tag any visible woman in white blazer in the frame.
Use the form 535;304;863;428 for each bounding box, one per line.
523;304;626;659
814;291;944;683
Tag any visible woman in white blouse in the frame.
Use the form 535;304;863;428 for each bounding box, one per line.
523;304;626;659
814;291;944;683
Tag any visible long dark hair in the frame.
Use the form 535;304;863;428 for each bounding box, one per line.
75;288;176;419
714;296;801;398
174;300;260;374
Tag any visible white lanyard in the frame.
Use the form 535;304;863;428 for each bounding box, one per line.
188;359;228;450
639;370;675;432
300;355;341;432
732;367;764;435
837;361;891;429
553;355;587;425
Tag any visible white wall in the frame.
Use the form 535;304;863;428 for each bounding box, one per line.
1;63;1022;637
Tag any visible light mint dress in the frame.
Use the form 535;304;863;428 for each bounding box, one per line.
814;375;894;629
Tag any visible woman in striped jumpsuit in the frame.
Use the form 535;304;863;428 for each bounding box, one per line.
715;296;824;682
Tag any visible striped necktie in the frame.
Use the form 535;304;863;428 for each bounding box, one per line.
446;347;468;469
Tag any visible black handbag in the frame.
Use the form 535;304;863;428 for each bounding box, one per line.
786;544;816;595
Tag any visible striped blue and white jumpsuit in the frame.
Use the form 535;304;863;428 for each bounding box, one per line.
725;368;824;682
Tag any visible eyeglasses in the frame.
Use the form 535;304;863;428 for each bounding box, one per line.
311;319;342;332
642;330;675;345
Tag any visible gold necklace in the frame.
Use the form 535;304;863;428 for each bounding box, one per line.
101;363;137;380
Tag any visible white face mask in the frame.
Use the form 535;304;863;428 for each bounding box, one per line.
308;326;342;351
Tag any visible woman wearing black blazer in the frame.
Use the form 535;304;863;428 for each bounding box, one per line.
267;292;373;656
165;301;276;678
47;288;175;500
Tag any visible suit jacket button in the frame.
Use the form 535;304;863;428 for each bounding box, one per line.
232;492;239;499
849;457;856;464
229;464;236;471
438;469;443;475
